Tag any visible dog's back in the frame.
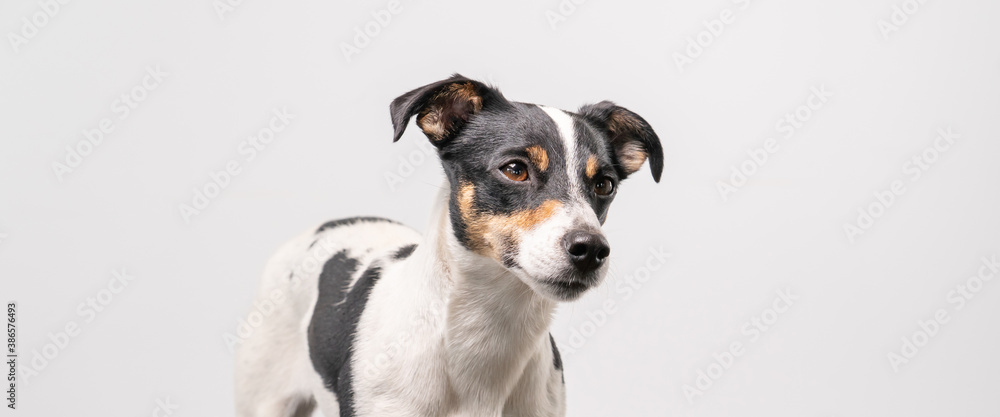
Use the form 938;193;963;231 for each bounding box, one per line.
234;217;421;417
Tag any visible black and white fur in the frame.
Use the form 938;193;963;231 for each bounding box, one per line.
233;75;663;417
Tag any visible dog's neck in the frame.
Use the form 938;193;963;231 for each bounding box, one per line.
422;184;557;412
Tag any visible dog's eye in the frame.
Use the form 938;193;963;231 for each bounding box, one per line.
500;162;529;182
594;177;615;196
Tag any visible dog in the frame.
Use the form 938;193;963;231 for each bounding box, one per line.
233;74;663;417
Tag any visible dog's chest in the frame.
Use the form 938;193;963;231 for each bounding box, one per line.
304;220;565;416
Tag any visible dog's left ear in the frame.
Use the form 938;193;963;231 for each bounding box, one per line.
578;101;664;183
390;74;504;147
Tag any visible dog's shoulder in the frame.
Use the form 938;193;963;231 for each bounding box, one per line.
305;216;421;410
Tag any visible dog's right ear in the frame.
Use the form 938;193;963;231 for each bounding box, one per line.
390;74;503;146
578;101;664;183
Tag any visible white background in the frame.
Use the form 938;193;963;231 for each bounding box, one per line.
2;0;999;416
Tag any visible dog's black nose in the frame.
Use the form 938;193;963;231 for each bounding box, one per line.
563;230;610;273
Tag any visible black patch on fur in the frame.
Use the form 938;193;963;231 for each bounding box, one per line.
307;251;382;417
500;252;520;269
316;216;398;235
392;244;418;260
549;333;564;383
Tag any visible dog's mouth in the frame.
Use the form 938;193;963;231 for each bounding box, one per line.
539;273;602;300
548;279;590;293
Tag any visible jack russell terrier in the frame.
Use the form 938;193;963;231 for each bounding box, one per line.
234;74;663;417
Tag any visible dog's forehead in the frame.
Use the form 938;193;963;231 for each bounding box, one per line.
469;103;611;169
534;105;613;175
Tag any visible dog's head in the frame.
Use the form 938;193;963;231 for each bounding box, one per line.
390;74;663;301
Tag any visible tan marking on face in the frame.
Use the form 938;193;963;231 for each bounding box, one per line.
458;182;477;221
457;182;489;253
585;155;599;178
416;82;483;142
618;142;648;174
506;200;560;233
456;182;562;260
526;145;549;172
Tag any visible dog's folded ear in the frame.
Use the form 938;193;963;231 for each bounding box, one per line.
578;101;664;183
390;74;504;146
